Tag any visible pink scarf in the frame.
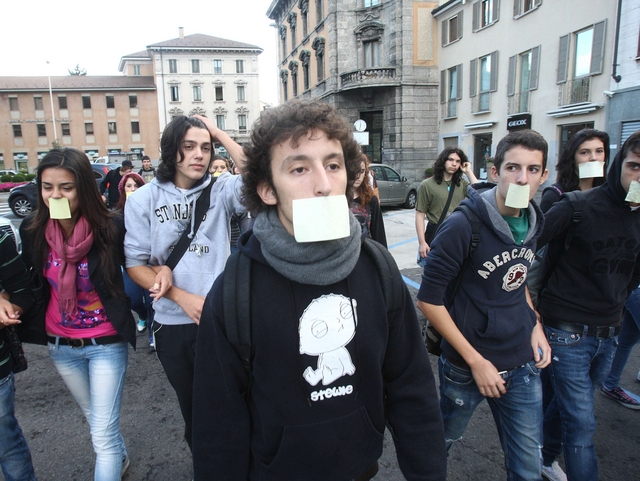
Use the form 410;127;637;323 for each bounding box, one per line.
45;217;94;317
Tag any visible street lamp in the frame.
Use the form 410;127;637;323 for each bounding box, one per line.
46;61;58;144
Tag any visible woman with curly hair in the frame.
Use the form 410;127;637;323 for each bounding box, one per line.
350;154;387;247
539;128;609;212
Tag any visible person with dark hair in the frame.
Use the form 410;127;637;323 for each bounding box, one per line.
415;147;477;265
209;155;231;177
536;130;640;481
100;160;133;209
124;115;245;451
417;130;551;480
116;172;154;337
539;129;610;213
350;153;387;246
0;231;36;481
19;148;136;480
138;155;156;183
192;100;446;481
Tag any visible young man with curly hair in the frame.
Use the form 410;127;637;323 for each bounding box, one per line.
192;100;446;481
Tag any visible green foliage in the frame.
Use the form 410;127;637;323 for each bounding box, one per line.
68;64;87;76
25;174;36;181
12;174;25;182
424;167;434;178
0;174;12;183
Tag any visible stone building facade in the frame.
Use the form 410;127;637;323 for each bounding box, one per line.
268;0;442;181
120;28;263;147
0;76;159;172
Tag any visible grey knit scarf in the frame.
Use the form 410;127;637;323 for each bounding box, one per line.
252;207;361;285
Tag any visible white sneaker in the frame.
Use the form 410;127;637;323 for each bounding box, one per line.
542;461;567;481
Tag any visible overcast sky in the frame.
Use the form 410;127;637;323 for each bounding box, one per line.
0;0;278;104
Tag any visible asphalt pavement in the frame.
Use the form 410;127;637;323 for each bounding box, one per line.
2;200;640;480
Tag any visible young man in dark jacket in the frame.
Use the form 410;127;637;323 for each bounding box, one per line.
192;100;446;481
100;160;132;208
417;130;551;480
536;130;640;481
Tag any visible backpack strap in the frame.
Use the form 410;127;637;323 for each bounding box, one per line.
563;190;586;251
362;238;404;318
223;250;252;375
449;205;482;299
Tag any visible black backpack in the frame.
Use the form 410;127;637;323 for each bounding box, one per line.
528;190;586;307
222;238;405;378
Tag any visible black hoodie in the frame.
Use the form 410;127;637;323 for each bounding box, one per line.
192;231;446;481
537;148;640;327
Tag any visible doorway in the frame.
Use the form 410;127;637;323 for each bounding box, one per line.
473;133;492;179
360;110;383;163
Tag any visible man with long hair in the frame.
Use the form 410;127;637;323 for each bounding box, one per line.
416;147;476;264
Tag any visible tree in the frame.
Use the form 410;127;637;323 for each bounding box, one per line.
68;64;87;76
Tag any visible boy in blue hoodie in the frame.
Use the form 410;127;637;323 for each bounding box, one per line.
417;130;551;480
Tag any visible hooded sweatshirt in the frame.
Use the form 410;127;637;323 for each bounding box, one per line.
536;148;640;327
192;217;446;481
418;183;544;371
124;172;245;325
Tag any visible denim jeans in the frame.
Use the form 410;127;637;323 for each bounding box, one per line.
0;372;36;481
123;269;153;322
603;288;640;389
543;325;617;481
438;356;543;481
48;339;129;481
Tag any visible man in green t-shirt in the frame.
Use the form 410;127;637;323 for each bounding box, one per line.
416;148;477;263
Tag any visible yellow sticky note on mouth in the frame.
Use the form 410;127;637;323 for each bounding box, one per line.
505;183;530;209
48;198;72;219
579;161;605;179
292;196;350;243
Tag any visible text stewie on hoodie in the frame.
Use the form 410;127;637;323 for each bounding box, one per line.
124;172;245;325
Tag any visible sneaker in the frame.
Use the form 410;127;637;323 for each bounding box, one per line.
542;461;567;481
136;319;147;333
121;455;130;479
148;339;156;353
637;370;640;382
600;386;640;410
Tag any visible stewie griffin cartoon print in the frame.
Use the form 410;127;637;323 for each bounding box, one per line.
299;294;358;387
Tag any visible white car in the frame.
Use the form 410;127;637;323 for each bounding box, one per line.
0;217;21;253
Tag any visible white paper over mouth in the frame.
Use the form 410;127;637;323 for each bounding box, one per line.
579;161;605;179
505;183;530;209
625;181;640;204
292;195;350;243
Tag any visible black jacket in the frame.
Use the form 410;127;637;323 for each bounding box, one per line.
19;215;135;347
537;149;640;327
100;169;124;208
192;231;446;481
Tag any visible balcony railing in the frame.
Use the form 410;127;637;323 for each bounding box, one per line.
558;76;591;106
340;67;397;88
507;92;530;115
471;92;491;113
441;100;457;119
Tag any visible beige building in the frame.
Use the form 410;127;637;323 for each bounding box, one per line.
432;0;617;180
0;76;159;172
268;0;442;182
119;29;263;147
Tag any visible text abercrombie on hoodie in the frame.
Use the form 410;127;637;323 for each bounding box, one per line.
536;149;640;327
418;184;544;371
124;172;245;325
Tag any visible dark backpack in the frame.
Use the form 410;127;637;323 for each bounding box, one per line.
528;190;586;307
222;238;405;377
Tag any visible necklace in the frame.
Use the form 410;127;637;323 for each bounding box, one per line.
445;180;451;192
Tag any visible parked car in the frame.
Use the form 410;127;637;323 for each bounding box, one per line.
0;217;21;253
8;163;119;218
0;169;18;176
369;163;418;208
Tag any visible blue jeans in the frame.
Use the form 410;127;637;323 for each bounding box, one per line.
438;356;543;481
0;372;36;481
123;269;153;322
48;339;129;481
543;325;617;481
603;288;640;389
